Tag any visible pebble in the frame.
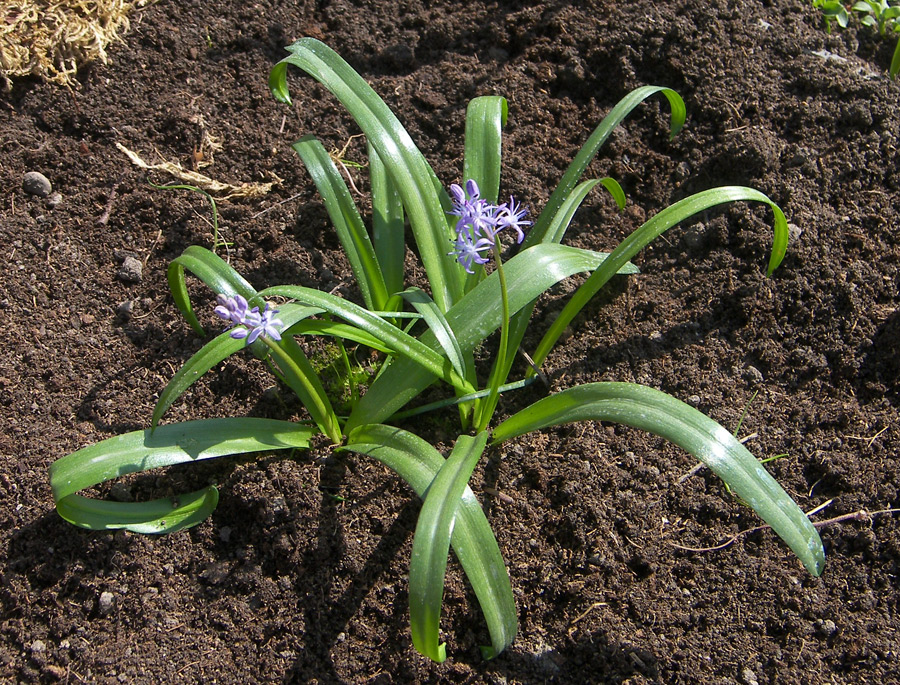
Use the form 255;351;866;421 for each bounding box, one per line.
23;171;52;198
674;161;692;181
683;223;708;249
117;300;135;319
46;192;62;209
30;640;46;654
741;667;759;685
743;365;765;384
117;256;143;283
815;618;837;637
109;483;134;502
98;591;114;615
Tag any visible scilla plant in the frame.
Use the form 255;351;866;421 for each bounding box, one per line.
49;39;825;662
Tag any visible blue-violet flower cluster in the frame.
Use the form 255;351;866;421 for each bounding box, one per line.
215;294;284;343
448;180;532;273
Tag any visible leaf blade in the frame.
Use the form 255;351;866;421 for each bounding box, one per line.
50;418;314;532
341;425;516;658
292;135;389;310
524;86;685;248
345;244;638;429
491;382;825;576
271;38;462;311
409;431;489;661
530;186;789;372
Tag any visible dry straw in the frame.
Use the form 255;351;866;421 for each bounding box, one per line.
1;0;151;87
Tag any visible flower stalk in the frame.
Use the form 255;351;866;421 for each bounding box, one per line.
446;180;530;431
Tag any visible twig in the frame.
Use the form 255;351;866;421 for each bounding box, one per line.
567;602;608;634
96;181;121;225
519;347;549;387
250;192;304;220
483;487;515;504
669;504;900;554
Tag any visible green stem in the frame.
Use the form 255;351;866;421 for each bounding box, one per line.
474;242;509;432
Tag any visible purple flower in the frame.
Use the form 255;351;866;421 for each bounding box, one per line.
214;294;284;343
493;196;531;244
447;179;531;270
449;230;495;274
449;180;498;238
214;293;250;326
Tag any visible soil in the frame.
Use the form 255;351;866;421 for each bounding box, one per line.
2;0;899;682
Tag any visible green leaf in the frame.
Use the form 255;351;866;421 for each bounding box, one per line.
409;431;488;661
346;244;638;430
266;336;343;444
341;425;516;658
152;303;322;429
271;38;463;311
524;86;685;249
259;285;475;395
491;383;825;577
529;186;789;373
292;135;389;310
167;246;258;336
56;488;219;534
286;319;397;353
400;288;468;382
50;418;315;532
369;142;406;298
486;176;628;399
543;177;627;245
462;96;507;204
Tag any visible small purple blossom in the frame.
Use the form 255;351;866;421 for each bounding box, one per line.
214;293;250;326
449;180;497;238
493;196;532;244
214;294;284;343
450;230;495;274
447;180;531;270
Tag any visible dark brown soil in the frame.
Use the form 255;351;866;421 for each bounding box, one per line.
3;1;899;682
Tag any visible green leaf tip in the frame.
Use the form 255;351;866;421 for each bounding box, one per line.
492;382;825;577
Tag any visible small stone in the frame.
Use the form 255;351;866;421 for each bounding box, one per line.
46;192;63;209
687;394;701;406
741;667;759;685
117;256;143;283
815;619;837;637
30;640;46;654
488;46;509;61
201;561;230;586
219;526;232;543
117;300;135;318
98;591;114;615
23;171;52;198
108;483;134;502
743;365;764;384
683;223;708;249
43;664;67;680
788;223;803;242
